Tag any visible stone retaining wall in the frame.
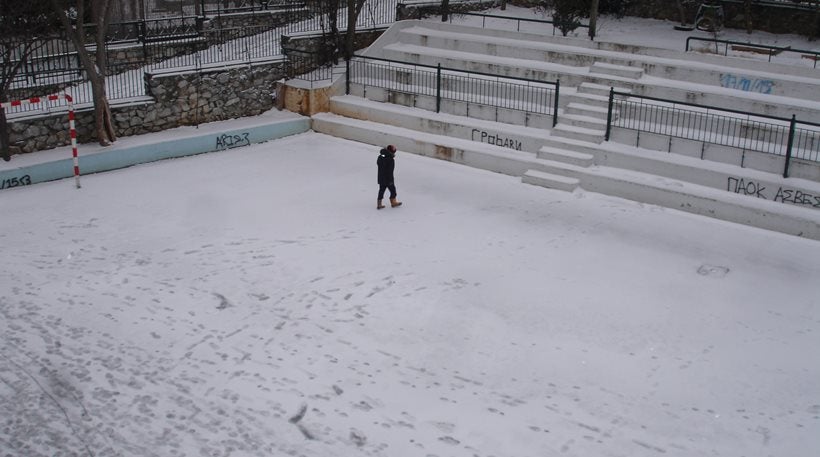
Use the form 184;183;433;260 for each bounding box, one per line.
8;60;286;153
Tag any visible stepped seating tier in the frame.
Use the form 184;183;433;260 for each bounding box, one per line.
372;22;820;121
310;20;820;239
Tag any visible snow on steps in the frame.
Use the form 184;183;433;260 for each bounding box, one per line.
312;112;546;179
577;81;632;97
312;111;820;239
551;123;605;143
522;170;580;192
329;95;552;153
590;62;644;79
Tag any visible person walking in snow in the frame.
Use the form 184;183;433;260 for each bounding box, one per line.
377;144;402;210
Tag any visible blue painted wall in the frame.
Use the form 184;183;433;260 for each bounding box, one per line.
0;118;310;191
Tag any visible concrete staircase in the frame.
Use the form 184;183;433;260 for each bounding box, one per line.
309;21;820;239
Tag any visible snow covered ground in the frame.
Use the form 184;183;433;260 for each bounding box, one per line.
2;6;820;457
1;128;819;457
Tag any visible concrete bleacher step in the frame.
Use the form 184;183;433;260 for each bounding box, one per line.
565;102;611;120
590;62;644;79
577;81;631;97
522;169;580;192
312;112;544;177
560;113;607;131
563;91;610;107
328;95;552;153
537;145;595;167
541;134;605;157
552;123;605;143
522;153;820;239
380;42;583;85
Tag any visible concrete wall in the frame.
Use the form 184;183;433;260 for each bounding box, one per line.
0;117;311;190
608;127;820;182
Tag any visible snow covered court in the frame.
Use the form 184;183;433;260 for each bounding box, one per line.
1;130;819;457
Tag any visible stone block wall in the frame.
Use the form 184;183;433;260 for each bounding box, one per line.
8;60;286;153
207;8;311;29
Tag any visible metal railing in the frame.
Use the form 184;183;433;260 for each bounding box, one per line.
685;37;820;68
202;0;306;17
347;55;559;125
4;0;395;115
145;24;281;71
445;11;590;36
5;61;147;116
604;88;820;178
284;48;346;83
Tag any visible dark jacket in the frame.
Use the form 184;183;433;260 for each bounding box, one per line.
377;148;395;185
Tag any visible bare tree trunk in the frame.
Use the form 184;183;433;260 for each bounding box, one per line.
501;0;507;11
744;0;753;34
441;0;450;22
344;0;366;60
51;0;117;146
589;0;599;40
676;0;688;26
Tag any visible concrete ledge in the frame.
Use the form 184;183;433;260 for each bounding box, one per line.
0;116;310;191
329;95;551;153
312;111;541;178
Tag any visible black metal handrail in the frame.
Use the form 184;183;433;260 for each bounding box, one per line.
445;11;590;35
604;88;820;178
346;54;560;126
685;36;820;67
282;48;343;81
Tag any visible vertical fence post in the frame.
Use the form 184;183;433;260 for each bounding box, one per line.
553;79;560;127
605;87;614;141
436;63;442;113
346;58;351;95
783;114;796;178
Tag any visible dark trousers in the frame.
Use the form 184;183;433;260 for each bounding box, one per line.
378;184;397;200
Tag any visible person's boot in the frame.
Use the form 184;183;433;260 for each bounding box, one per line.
377;199;385;210
390;197;402;208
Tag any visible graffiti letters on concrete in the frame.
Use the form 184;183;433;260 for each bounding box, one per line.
471;129;522;151
727;177;820;208
215;132;251;150
720;74;774;94
0;174;32;190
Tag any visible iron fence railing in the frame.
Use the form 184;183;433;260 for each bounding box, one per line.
202;0;306;17
685;37;820;68
5;61;147;116
284;48;346;83
444;10;590;36
145;25;281;71
347;55;559;124
604;88;820;177
4;0;396;116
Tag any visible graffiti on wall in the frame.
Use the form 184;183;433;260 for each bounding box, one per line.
720;74;774;94
215;132;251;150
727;177;820;208
471;129;522;151
0;174;32;190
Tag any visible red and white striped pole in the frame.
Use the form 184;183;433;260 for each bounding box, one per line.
64;93;81;188
1;92;81;188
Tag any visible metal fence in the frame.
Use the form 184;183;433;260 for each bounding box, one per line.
4;0;397;116
685;37;820;68
347;55;560;124
604;89;820;177
444;11;590;36
145;24;282;71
